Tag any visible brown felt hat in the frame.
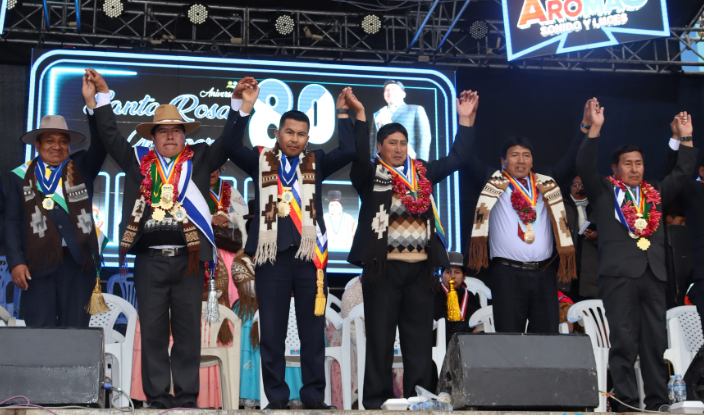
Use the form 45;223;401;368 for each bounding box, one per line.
135;104;200;139
21;115;86;145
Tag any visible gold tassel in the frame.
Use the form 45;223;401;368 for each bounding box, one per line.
314;268;326;316
85;277;110;315
446;279;462;322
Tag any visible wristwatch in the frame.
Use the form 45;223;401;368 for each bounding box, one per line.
336;108;348;114
580;122;591;130
680;136;693;142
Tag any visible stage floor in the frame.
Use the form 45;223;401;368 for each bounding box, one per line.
0;410;617;415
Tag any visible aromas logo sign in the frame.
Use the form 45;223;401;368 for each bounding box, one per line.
502;0;670;60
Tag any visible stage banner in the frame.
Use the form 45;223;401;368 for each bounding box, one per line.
502;0;670;61
27;50;457;272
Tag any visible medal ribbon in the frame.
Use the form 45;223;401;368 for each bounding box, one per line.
278;154;303;233
441;282;469;319
155;150;184;185
209;179;223;214
626;185;645;217
503;171;538;206
613;188;636;235
35;157;69;195
376;155;418;196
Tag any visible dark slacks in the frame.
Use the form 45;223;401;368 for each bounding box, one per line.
491;261;559;334
133;253;204;408
600;267;668;411
361;260;435;409
255;246;327;404
21;254;95;327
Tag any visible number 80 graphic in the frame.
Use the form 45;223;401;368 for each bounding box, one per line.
248;79;336;148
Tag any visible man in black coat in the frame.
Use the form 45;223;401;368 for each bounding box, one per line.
7;108;106;327
224;86;359;410
85;69;253;409
576;103;697;412
560;175;599;300
348;89;476;409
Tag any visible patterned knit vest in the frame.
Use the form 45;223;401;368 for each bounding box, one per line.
387;196;428;262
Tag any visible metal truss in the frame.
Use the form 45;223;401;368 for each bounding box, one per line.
3;0;704;74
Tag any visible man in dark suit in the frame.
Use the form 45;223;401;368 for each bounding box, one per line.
224;86;358;410
7;108;106;327
576;103;697;412
560;175;599;300
372;80;432;161
464;98;593;334
349;89;476;409
84;69;254;409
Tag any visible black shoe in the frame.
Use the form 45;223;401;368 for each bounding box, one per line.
148;401;168;409
179;402;201;409
264;401;288;410
302;400;337;409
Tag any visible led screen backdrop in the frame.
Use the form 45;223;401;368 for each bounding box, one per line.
27;49;458;273
502;0;670;61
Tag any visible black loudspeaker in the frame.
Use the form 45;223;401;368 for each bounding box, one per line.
0;327;104;405
684;344;704;401
437;333;599;410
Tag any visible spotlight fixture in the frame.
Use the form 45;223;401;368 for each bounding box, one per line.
361;14;381;35
103;0;123;18
188;4;208;25
469;20;489;40
7;0;17;10
275;14;295;35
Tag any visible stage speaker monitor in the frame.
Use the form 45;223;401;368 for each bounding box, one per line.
437;333;598;410
0;327;104;405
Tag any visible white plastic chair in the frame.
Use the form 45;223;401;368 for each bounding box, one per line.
567;299;610;412
463;277;492;308
199;302;242;410
327;293;342;314
468;305;496;333
344;276;360;291
664;305;704;375
107;274;137;325
89;294;137;408
323;307;353;409
350;304;445;410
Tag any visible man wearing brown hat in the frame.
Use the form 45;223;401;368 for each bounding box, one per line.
6;99;107;327
84;68;257;408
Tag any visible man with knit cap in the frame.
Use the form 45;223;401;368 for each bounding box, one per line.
84;68;256;409
348;89;478;409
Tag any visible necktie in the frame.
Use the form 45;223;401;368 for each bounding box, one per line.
518;178;528;188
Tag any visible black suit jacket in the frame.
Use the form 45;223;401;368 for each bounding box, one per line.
93;105;248;262
224;116;357;256
576;136;698;280
6;114;107;276
561;192;599;298
348;124;473;270
663;147;704;281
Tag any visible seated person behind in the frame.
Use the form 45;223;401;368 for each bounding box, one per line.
433;251;482;345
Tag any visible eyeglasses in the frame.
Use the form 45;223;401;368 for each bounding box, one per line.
572;182;584;188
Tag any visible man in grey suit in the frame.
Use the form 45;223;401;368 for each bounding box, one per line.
372;80;431;161
577;101;697;412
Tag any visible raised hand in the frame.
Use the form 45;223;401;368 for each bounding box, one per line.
675;111;693;138
232;77;258;100
84;68;109;93
346;88;366;121
582;97;596;130
82;72;97;109
458;90;478;127
337;87;350;110
671;113;683;140
240;84;259;114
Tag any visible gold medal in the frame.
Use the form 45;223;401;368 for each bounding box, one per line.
152;207;166;221
637;237;650;251
161;183;175;201
279;190;294;204
277;201;291;218
630;233;639;239
634;218;648;231
524;230;535;244
171;204;187;222
526;224;534;231
42;197;55;210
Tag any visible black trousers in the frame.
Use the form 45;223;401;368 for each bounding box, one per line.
21;254;95;327
133;253;204;408
361;260;435;409
600;267;668;411
491;261;559;334
255;246;327;404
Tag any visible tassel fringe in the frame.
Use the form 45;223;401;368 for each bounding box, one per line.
446;280;462;322
468;237;489;271
251;321;260;349
314;268;326;316
85;277;110;315
558;251;577;283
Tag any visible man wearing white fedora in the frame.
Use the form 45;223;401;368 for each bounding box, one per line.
6;107;107;327
84;68;257;409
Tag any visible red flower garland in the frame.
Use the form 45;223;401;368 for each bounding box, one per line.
138;146;195;205
391;161;432;215
214;180;232;214
510;190;537;225
607;176;662;237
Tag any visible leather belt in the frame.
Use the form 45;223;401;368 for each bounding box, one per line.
147;247;188;257
493;257;552;271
